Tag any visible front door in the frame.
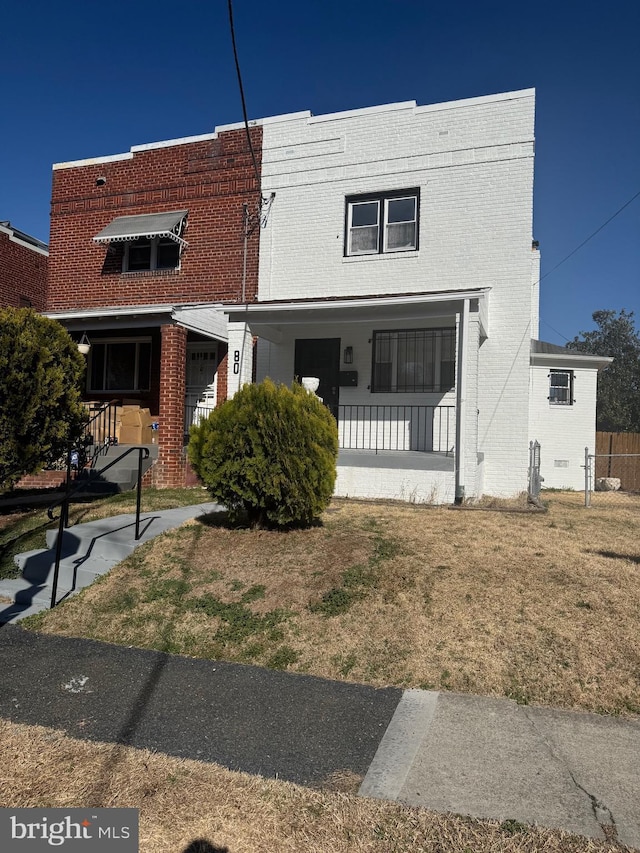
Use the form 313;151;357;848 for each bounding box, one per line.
294;338;340;419
185;343;219;430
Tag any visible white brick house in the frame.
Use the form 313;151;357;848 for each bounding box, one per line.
226;89;609;500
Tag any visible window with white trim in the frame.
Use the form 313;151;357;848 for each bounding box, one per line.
346;189;419;256
548;370;574;405
88;338;152;392
372;328;455;393
123;237;180;272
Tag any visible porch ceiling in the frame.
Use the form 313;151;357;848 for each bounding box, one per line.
227;289;490;341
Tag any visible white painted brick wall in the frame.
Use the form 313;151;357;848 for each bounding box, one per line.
257;90;536;498
227;322;253;397
528;364;597;490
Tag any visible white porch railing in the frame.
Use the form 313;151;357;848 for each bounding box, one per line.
338;404;455;453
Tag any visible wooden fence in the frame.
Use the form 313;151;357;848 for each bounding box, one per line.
595;432;640;490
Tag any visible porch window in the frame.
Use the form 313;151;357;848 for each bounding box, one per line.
88;338;152;392
346;189;419;256
372;328;455;393
549;370;574;405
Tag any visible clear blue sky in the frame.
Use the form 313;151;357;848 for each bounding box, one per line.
2;0;638;344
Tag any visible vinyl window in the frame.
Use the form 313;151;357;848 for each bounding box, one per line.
346;189;419;256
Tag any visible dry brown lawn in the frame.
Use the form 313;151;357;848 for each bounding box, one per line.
26;491;640;717
1;718;633;853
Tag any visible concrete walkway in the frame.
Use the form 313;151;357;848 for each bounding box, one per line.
0;502;222;624
0;506;638;848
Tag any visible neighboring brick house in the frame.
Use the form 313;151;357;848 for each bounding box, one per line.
0;221;48;310
44;125;262;487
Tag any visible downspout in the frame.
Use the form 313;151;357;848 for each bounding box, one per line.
454;298;469;504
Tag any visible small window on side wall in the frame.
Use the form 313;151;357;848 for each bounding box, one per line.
346;189;419;256
549;370;574;405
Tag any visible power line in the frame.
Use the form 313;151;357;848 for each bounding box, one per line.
539;187;640;283
537;187;640;342
227;0;261;195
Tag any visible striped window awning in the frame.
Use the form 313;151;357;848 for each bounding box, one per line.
93;210;188;248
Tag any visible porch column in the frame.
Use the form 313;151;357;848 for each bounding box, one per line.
455;300;481;502
227;321;253;397
156;323;187;488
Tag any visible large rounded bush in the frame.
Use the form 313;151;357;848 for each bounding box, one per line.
0;308;87;489
188;379;338;528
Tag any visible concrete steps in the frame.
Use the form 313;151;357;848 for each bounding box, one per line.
0;502;222;624
75;444;158;495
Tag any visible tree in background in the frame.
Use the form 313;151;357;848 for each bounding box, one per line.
189;379;338;528
568;309;640;432
0;308;87;489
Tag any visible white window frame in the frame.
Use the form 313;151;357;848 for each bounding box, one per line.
548;369;574;406
345;188;419;257
122;236;181;272
88;337;152;392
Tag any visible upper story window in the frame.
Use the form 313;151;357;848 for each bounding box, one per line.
345;189;419;256
124;236;180;272
93;210;188;274
549;370;574;405
372;328;455;393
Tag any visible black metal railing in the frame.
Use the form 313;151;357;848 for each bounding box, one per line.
84;400;121;464
337;404;455;453
184;403;216;441
47;444;149;609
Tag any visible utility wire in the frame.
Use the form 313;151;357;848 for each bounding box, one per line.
537;187;640;341
227;0;261;195
539;187;640;284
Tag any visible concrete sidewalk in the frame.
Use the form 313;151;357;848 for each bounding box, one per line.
0;626;638;848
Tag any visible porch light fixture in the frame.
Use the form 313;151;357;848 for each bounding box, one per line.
344;346;353;364
77;333;91;356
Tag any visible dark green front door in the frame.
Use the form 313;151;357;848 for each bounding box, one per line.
294;338;340;419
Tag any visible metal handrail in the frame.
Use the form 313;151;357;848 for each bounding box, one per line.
84;399;121;465
47;444;150;609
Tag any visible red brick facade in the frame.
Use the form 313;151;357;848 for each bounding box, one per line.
155;324;188;487
0;224;48;310
44;126;263;488
47;127;262;310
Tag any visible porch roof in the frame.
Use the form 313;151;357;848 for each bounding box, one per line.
44;302;228;342
530;339;613;370
226;288;490;340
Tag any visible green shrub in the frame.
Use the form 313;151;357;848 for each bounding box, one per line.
0;308;87;489
188;379;338;528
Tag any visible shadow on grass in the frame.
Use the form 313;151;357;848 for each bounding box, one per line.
592;549;640;564
83;525;203;806
182;841;229;853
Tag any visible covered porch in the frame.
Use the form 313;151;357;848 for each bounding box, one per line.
44;303;229;488
226;288;488;503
